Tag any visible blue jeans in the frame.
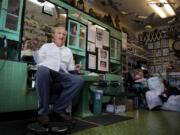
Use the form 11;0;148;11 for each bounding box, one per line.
35;66;84;115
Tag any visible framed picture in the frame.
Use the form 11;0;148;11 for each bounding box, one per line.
87;42;96;53
156;57;162;64
155;49;162;57
148;43;154;49
42;3;54;16
98;48;109;72
163;56;169;64
88;24;96;43
161;39;169;48
148;50;154;57
154;41;161;49
96;28;103;48
162;48;169;56
88;54;96;70
103;30;109;47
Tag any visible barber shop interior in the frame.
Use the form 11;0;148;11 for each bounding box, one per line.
0;0;180;134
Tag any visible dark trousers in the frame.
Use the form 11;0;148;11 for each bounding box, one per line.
35;66;84;115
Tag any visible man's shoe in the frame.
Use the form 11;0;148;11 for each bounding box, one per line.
59;113;72;122
37;114;50;127
50;113;72;122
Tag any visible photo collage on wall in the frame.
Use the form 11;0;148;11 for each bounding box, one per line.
87;24;109;72
147;39;170;73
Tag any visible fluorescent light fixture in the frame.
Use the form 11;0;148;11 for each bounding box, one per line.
149;1;167;18
28;0;43;6
95;25;106;30
147;0;176;18
160;0;176;16
44;1;55;8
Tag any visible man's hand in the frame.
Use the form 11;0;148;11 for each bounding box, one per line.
31;37;40;51
75;64;82;71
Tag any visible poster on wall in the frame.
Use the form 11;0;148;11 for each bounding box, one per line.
87;42;96;53
88;54;96;70
103;30;109;47
96;28;103;48
122;32;127;51
98;48;109;71
88;24;96;43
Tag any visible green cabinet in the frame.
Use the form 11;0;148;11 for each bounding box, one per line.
0;60;38;112
0;0;24;41
110;37;121;64
67;19;87;56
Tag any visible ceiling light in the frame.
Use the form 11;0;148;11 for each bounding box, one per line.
29;0;44;6
149;1;167;18
147;0;176;18
44;1;55;8
95;25;106;30
160;0;176;16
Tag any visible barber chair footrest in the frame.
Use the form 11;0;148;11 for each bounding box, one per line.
27;122;72;134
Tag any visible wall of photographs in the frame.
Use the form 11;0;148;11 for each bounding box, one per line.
87;24;110;72
147;39;170;74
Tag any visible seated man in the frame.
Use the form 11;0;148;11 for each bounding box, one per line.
31;27;84;126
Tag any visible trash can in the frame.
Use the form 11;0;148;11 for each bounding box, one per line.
92;90;103;115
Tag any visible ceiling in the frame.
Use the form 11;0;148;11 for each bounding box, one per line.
87;0;180;34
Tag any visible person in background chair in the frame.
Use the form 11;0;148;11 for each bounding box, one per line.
31;26;84;126
21;40;34;63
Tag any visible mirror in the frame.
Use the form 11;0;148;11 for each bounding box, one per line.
21;0;67;63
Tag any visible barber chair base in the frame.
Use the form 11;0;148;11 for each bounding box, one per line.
27;121;73;135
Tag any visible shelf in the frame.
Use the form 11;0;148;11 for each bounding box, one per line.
127;42;148;53
126;51;152;61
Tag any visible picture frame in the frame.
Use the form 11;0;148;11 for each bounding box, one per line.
42;4;54;16
98;48;109;72
148;50;154;57
163;56;169;64
155;49;162;57
87;42;96;53
96;28;103;48
88;54;96;70
156;57;162;64
162;48;169;56
161;39;169;48
154;41;161;49
148;42;154;50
